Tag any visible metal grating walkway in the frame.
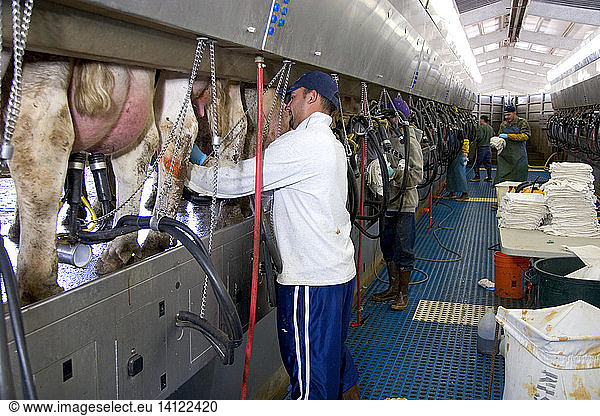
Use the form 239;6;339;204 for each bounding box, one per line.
346;168;550;400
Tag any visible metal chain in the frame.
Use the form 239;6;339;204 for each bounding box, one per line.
207;40;220;254
224;61;291;163
377;88;386;112
276;61;293;137
199;60;292;318
88;37;207;227
361;82;372;129
1;0;34;169
263;61;290;138
156;37;207;217
332;74;351;156
199;40;220;319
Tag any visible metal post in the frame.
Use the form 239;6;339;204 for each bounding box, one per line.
241;55;265;400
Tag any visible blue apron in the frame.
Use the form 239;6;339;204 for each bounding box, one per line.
446;152;467;194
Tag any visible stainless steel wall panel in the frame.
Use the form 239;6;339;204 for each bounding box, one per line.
116;302;167;398
54;0;271;51
33;342;99;399
19;0;477;107
5;219;263;399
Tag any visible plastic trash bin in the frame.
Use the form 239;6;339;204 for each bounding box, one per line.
496;300;600;400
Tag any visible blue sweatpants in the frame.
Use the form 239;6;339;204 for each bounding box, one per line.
277;279;358;399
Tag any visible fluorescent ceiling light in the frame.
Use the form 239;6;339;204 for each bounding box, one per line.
426;0;482;83
547;28;600;82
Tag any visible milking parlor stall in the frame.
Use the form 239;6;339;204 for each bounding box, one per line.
0;0;476;399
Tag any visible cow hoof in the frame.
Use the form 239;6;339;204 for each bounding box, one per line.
144;186;157;211
95;254;125;275
140;232;174;259
20;283;64;306
95;250;139;275
8;221;19;244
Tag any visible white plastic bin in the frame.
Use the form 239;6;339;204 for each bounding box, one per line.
496;300;600;400
494;181;521;203
494;181;521;217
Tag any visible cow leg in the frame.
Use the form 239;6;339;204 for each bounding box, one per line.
142;76;198;256
9;60;74;304
94;118;160;275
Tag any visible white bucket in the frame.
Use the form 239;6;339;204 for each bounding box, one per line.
496;300;600;400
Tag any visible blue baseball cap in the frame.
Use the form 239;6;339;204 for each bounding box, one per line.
287;71;340;109
504;105;516;113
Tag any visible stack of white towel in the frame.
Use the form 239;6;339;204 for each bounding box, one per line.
498;192;548;230
539;162;600;238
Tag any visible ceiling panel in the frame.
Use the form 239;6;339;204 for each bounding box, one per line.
455;0;600;95
455;0;504;14
534;0;600;11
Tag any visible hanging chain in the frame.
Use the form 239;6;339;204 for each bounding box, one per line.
88;37;207;227
207;40;220;254
276;61;293;138
199;40;220;319
377;88;386;113
332;74;351;156
224;61;292;164
156;37;207;218
360;82;372;130
263;61;293;138
1;0;34;169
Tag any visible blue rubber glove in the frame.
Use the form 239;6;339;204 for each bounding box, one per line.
190;144;207;166
387;166;395;178
461;156;468;166
498;133;508;139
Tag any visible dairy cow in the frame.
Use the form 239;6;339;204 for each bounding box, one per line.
7;56;203;304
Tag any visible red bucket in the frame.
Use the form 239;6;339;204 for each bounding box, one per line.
494;251;529;299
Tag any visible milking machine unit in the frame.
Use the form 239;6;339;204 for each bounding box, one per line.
547;106;600;164
57;38;245;366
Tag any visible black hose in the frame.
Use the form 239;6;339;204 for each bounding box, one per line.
157;219;242;346
175;311;235;365
356;128;389;221
347;161;359;224
0;238;37;399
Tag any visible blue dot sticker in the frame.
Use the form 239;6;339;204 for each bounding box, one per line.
268;27;275;35
284;0;290;4
278;18;285;27
271;14;277;23
282;7;288;15
274;3;280;11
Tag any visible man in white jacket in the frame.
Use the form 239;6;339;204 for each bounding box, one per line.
187;71;359;400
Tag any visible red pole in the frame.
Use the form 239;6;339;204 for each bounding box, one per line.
428;186;433;229
241;56;264;400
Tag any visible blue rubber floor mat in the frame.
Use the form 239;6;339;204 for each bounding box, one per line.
346;167;550;400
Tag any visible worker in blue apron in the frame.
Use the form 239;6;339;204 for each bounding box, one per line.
443;135;470;201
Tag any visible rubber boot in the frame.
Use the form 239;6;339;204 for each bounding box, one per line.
342;383;360;400
372;262;400;302
485;167;492;182
391;269;411;311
